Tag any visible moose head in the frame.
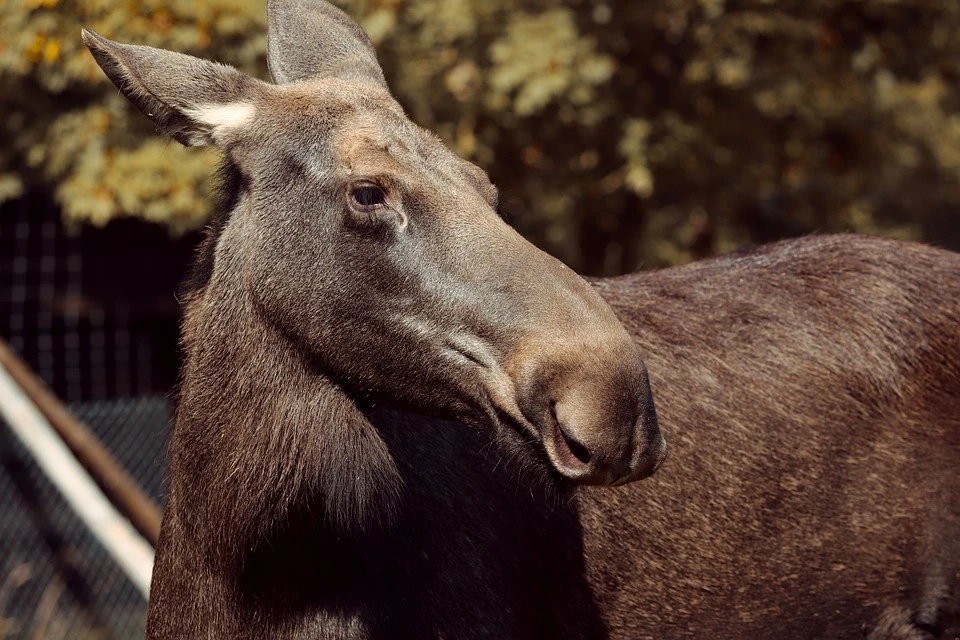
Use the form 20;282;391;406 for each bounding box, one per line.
82;0;665;518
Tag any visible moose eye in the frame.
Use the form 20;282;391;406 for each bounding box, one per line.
351;184;387;208
345;181;406;232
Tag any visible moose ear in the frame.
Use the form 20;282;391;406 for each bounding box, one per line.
81;29;262;147
266;0;387;89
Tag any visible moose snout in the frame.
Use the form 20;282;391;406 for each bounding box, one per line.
516;346;666;487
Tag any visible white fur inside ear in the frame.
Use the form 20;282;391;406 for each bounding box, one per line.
188;102;256;138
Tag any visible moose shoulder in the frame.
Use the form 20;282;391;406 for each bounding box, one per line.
82;1;959;638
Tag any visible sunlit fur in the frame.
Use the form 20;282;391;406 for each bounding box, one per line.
82;1;959;637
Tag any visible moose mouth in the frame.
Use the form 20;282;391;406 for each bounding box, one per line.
478;390;602;486
442;333;659;486
463;388;576;485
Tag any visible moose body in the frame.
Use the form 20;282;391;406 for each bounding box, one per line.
146;233;960;640
580;236;960;639
81;2;959;638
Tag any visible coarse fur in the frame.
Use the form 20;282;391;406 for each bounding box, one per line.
153;227;960;640
581;236;960;638
80;2;960;638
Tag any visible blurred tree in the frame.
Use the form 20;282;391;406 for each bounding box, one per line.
2;0;959;273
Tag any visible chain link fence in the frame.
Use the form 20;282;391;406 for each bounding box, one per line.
1;396;171;639
1;193;194;638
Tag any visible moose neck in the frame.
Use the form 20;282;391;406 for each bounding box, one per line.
172;208;402;569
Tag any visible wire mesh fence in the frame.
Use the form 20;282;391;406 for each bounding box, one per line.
1;192;193;638
1;396;171;639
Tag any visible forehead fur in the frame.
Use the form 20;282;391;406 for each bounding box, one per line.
245;79;495;203
337;118;414;175
252;80;406;149
264;78;401;121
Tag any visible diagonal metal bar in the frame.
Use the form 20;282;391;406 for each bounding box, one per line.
0;346;156;598
0;338;162;546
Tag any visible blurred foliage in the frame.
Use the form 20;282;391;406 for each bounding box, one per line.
1;0;265;233
2;0;960;273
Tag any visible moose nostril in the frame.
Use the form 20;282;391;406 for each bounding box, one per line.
561;428;591;465
549;401;592;467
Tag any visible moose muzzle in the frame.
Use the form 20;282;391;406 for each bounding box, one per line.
509;321;666;487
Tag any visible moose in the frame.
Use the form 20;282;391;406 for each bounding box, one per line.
83;1;959;638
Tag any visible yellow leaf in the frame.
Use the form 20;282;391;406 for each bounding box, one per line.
43;40;60;64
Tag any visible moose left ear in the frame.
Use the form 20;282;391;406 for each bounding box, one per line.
266;0;388;89
81;29;264;147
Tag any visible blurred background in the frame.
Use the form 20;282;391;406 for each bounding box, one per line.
1;0;959;637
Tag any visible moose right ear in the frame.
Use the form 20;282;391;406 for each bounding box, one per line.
81;29;263;147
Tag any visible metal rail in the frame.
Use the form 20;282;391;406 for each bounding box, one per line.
0;343;157;597
0;339;162;546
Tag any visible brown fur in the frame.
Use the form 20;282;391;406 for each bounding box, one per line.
146;233;960;639
79;2;960;638
580;236;960;638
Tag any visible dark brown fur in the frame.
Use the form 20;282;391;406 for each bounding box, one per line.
146;232;959;639
79;2;960;637
581;235;960;638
